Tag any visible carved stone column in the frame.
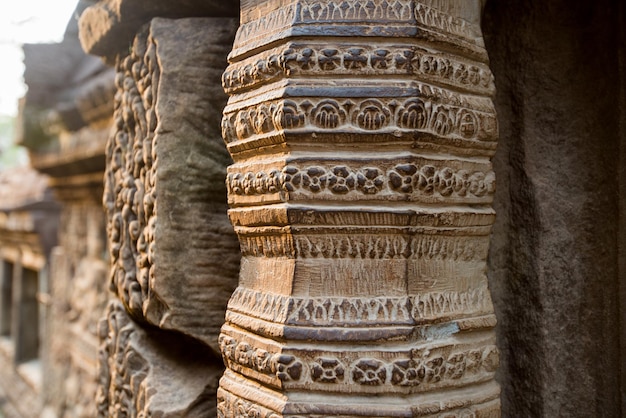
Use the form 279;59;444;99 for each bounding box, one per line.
218;1;500;416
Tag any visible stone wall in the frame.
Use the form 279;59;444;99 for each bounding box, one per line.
43;202;108;417
0;167;59;418
482;1;625;416
95;16;240;417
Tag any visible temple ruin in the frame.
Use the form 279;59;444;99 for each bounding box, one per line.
0;0;624;417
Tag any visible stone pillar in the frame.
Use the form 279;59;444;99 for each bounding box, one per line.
0;261;13;336
483;0;624;415
218;1;500;416
11;259;40;363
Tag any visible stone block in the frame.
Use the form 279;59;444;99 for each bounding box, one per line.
97;300;223;417
104;18;240;354
483;0;625;415
78;0;240;60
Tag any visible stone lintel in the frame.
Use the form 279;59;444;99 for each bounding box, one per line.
78;0;240;60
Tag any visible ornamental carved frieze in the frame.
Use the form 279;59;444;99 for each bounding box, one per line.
223;43;494;96
226;284;494;327
103;18;240;353
218;370;500;417
219;327;499;392
232;0;486;58
218;0;500;416
222;94;498;157
226;162;495;203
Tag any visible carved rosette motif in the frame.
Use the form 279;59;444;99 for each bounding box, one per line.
219;1;500;416
219;325;499;391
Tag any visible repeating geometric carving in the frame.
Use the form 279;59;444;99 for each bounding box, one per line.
217;389;282;418
223;43;494;95
352;359;387;386
227;163;495;200
412;287;492;321
237;232;489;260
232;1;484;54
226;286;492;328
218;329;498;391
389;347;499;387
414;1;481;40
310;358;345;383
222;95;497;146
217;385;499;418
298;0;415;21
219;335;304;383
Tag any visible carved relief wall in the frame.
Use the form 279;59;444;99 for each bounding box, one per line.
96;17;240;416
103;19;239;350
44;202;108;418
217;0;501;416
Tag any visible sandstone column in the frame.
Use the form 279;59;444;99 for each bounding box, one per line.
12;264;39;363
218;1;500;416
0;261;12;336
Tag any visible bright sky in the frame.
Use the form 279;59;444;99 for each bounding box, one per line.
0;0;79;116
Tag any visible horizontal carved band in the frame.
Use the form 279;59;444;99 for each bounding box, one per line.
229;205;495;229
218;381;500;418
236;231;490;260
232;1;484;58
223;42;493;95
219;328;498;391
219;334;303;384
227;163;495;204
222;96;497;150
227;286;492;327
